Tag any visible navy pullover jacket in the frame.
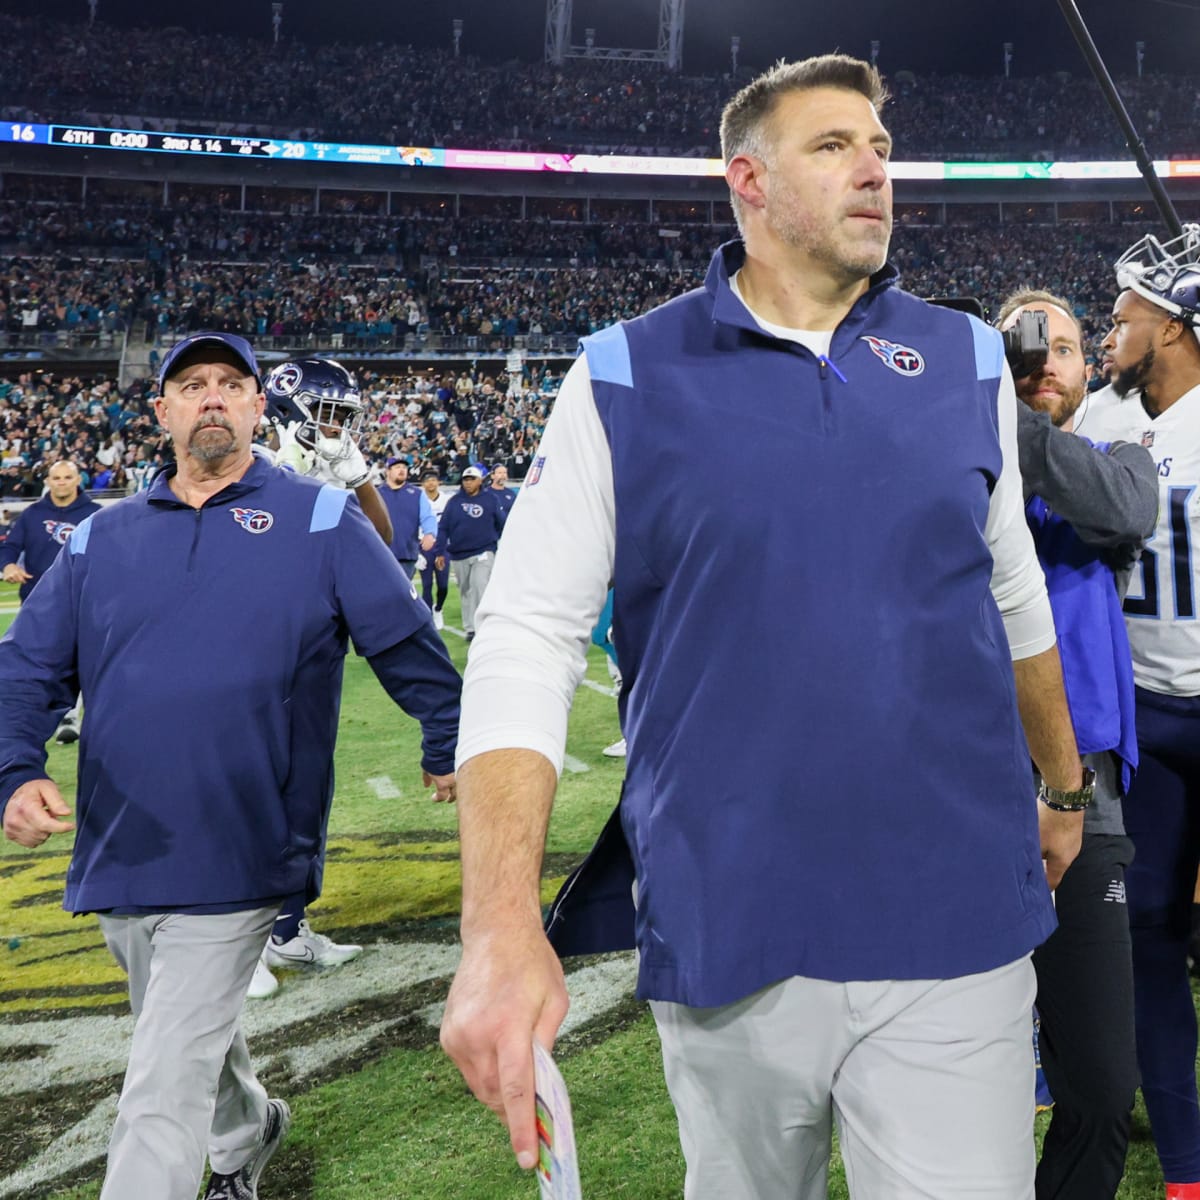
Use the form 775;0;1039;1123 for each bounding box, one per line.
0;491;101;600
437;487;505;561
0;456;461;913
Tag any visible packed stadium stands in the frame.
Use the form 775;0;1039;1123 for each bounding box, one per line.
2;13;1199;159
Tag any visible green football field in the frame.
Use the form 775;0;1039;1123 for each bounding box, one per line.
0;580;1178;1198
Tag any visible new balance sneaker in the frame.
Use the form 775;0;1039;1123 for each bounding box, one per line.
54;715;80;745
204;1097;290;1200
263;919;362;968
433;608;445;631
602;737;627;758
247;954;279;999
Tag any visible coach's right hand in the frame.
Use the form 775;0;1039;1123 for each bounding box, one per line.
1;563;31;585
441;925;569;1170
3;778;75;847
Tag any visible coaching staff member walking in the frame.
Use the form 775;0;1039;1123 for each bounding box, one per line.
0;332;462;1200
441;55;1088;1199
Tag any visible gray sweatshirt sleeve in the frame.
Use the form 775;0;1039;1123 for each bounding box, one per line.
1016;402;1158;547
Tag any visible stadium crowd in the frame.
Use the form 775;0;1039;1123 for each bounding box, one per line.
1;12;1199;159
0;215;1160;498
0;363;556;499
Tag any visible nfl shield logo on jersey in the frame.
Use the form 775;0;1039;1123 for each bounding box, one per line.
230;507;274;534
861;335;925;376
1141;430;1156;448
526;455;546;486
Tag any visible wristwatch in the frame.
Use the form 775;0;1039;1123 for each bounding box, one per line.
1038;766;1096;812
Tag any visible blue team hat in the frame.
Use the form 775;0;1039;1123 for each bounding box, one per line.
386;456;408;467
158;332;261;392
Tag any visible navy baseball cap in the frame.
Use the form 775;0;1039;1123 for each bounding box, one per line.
386;456;407;467
158;332;261;391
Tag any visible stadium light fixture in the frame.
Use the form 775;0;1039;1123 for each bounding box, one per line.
870;39;880;68
453;18;463;57
730;35;739;74
1003;42;1013;79
271;2;283;45
1136;40;1145;79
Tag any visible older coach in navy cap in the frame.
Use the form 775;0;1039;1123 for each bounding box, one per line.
0;331;462;1199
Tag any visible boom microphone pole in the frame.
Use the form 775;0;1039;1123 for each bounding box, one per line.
1055;0;1184;239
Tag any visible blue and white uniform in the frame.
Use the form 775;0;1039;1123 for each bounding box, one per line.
1087;383;1200;1184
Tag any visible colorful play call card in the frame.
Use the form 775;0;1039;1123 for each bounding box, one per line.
533;1039;582;1200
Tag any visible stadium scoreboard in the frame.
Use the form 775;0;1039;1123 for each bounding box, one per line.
5;120;1200;182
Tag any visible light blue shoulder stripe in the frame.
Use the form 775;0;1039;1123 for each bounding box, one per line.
309;484;350;532
581;322;633;388
68;513;94;555
966;314;1005;381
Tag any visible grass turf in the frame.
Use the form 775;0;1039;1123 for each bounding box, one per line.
0;578;1181;1198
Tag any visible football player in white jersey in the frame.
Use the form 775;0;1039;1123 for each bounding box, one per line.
1086;224;1200;1200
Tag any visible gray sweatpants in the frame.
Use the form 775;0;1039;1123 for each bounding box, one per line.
451;550;494;635
97;905;280;1200
651;956;1037;1200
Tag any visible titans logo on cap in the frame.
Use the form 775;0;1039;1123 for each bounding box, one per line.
861;336;925;376
230;507;274;534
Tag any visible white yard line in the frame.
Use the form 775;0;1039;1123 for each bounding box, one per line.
365;776;401;800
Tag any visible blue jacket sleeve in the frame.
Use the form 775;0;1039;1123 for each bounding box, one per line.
0;507;28;570
0;549;80;815
418;492;438;540
366;624;462;776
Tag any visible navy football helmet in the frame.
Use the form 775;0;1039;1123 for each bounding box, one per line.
263;357;365;455
1115;223;1200;335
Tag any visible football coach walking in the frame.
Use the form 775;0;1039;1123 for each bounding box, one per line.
0;331;462;1200
441;55;1088;1199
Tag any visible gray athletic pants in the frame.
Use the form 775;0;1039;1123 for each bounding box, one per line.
451;550;494;634
97;905;280;1200
650;956;1037;1200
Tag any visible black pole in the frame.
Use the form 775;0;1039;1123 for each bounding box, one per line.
1055;0;1184;239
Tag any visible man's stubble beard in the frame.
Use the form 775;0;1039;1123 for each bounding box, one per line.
187;414;238;464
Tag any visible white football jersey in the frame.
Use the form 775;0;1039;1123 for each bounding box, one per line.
424;488;449;522
1088;382;1200;695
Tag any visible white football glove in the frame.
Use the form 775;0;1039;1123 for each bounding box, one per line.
313;432;370;489
275;420;314;474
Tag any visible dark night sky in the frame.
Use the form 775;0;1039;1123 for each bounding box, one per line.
4;0;1199;78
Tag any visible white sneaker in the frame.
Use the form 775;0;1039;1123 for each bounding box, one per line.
602;737;627;758
54;715;80;745
247;954;279;999
433;609;445;630
263;919;362;968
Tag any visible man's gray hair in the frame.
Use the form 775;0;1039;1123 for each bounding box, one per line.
720;54;889;235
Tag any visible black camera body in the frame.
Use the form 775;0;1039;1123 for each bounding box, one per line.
926;297;1049;380
1000;309;1049;380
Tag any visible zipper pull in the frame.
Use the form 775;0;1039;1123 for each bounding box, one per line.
817;355;847;383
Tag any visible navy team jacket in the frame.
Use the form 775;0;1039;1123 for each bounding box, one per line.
0;491;102;601
0;456;461;913
577;240;1054;1007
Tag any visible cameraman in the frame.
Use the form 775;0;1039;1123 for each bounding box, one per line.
997;290;1156;1200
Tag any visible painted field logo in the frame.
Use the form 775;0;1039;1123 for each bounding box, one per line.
861;335;925;376
0;834;635;1198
